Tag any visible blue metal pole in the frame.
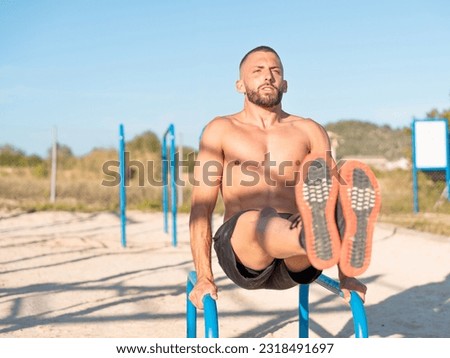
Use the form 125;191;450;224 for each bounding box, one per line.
445;121;450;201
186;273;197;338
203;294;219;338
411;120;419;213
316;273;342;296
349;291;369;338
162;134;168;233
169;124;177;247
313;274;369;338
162;124;177;246
119;124;126;248
186;271;219;338
299;284;310;338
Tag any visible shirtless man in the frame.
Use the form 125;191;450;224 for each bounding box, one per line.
189;46;381;309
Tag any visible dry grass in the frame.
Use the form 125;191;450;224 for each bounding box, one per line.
0;150;164;212
375;168;450;235
379;212;450;237
1;163;449;236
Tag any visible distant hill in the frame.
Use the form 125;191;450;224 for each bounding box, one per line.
0;120;418;167
325;120;411;160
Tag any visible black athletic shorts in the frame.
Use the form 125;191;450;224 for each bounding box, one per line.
212;210;322;290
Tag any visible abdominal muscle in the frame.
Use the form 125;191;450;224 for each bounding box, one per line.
221;167;299;221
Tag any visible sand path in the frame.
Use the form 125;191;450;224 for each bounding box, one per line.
0;211;448;338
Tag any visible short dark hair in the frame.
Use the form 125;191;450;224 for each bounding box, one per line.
239;46;282;70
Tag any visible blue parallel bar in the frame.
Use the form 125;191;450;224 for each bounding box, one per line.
187;271;366;338
186;273;197;338
349;291;369;338
299;284;309;338
299;274;369;338
315;273;342;296
186;271;219;338
119;124;126;248
203;293;219;338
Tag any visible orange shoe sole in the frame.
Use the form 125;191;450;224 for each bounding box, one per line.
296;153;341;270
337;160;381;277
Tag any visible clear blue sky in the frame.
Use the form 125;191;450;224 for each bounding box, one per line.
1;0;449;157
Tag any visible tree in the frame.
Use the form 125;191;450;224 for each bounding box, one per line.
46;143;76;169
127;131;161;153
426;107;450;126
0;144;27;166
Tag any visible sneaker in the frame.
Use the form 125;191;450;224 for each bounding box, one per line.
296;153;341;270
337;160;381;277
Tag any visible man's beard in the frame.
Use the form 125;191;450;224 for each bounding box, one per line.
246;86;283;108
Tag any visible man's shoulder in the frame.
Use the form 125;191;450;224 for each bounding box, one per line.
202;114;240;133
207;115;234;126
209;113;241;125
283;114;323;128
199;114;237;142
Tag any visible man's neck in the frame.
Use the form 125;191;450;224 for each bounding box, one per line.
242;100;284;129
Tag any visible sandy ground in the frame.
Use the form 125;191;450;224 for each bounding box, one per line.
0;210;449;338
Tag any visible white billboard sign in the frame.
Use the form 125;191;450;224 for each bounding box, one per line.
414;120;448;169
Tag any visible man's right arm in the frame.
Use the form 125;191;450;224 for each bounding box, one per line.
189;119;224;309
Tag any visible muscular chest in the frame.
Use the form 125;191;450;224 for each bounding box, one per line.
222;125;310;181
